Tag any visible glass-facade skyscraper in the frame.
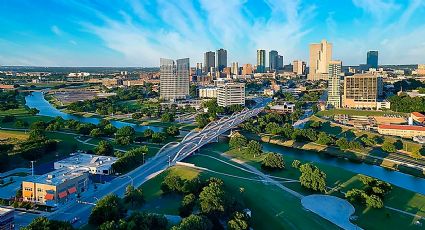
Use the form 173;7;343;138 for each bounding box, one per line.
257;49;266;73
367;51;378;69
269;50;278;72
160;58;189;101
216;48;227;72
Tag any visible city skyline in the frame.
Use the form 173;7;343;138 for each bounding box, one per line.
1;0;425;67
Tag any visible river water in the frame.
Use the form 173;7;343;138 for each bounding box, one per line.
25;91;163;132
25;91;425;195
262;143;425;195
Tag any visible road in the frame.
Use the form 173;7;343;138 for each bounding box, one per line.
27;106;265;227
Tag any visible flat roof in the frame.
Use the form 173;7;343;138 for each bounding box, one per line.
55;153;117;171
29;167;88;186
378;124;425;131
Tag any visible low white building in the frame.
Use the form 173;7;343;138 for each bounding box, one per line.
54;153;117;175
376;100;391;110
269;103;295;113
217;83;245;107
199;87;217;98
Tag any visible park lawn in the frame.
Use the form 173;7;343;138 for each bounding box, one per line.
0;130;28;140
184;152;339;230
216;144;425;230
137;166;201;215
316;109;407;117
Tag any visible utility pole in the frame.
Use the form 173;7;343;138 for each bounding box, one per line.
168;155;171;167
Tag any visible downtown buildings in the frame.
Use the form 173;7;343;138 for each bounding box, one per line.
308;39;333;81
217;82;246;107
367;51;379;69
160;58;190;101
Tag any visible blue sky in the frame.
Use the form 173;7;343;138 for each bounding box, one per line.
0;0;425;67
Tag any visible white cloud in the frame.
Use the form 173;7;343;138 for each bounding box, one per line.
352;0;400;23
51;25;62;36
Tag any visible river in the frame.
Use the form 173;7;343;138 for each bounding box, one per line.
263;143;425;195
25;91;163;132
25;91;425;195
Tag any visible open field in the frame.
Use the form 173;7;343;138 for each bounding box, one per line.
0;130;28;140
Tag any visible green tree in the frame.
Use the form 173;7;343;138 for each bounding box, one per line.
94;140;114;156
227;211;250;230
336;137;350;150
89;194;126;226
315;132;333;145
152;132;166;143
161;112;175;122
22;217;74;230
124;185;144;208
166;125;180;137
291;160;301;169
143;129;154;139
299;163;327;192
90;128;103;138
171;214;212;230
245;140;262;157
365;195;384;208
261;153;285;170
28;128;46;141
229;133;247;151
381;140;396;153
195;113;210;128
199;180;226;216
116;126;136;145
179;193;196;217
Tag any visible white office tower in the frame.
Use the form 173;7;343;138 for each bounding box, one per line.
327;60;342;108
160;58;190;101
217;83;245;107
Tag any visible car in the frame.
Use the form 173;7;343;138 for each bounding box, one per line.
70;217;79;224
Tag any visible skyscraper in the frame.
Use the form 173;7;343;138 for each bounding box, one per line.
257;49;266;73
269;50;278;72
216;48;227;72
231;62;239;75
196;63;203;76
292;60;306;75
367;51;378;69
242;64;253;75
327;60;342;108
204;51;215;73
277;55;284;70
308;39;333;81
160;58;189;101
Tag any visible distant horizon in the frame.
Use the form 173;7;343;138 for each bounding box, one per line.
1;0;425;66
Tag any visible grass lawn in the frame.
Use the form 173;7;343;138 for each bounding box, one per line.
0;130;29;140
316;109;407;117
208;143;425;230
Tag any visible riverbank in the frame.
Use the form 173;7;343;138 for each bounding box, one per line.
260;134;425;179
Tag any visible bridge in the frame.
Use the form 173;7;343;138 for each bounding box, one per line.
155;107;264;165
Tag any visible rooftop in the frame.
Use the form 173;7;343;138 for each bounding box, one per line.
30;167;88;186
54;153;117;171
411;112;425;118
378;124;425;131
0;207;13;215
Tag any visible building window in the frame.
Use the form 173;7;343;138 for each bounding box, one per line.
37;188;42;192
24;187;33;191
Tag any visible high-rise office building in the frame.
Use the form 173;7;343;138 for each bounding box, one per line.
242;64;253;75
216;48;227;72
196;63;203;76
160;58;190;101
257;49;266;73
231;62;239;75
367;51;378;69
343;74;380;109
292;60;306;75
269;50;278;72
277;55;284;70
217;83;245;107
204;51;215;73
327;60;342;108
308;39;333;81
